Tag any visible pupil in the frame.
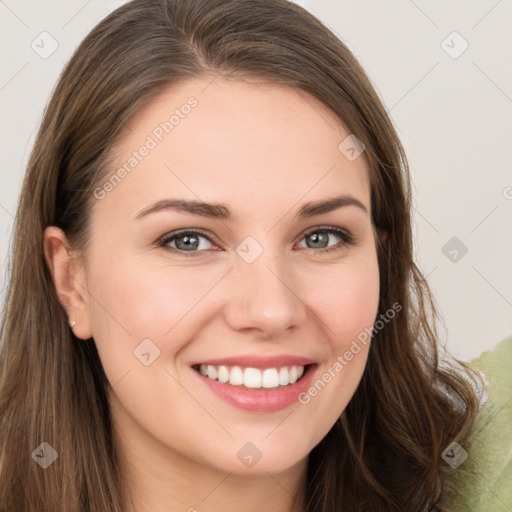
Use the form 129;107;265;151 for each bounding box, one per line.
177;234;198;250
308;231;327;249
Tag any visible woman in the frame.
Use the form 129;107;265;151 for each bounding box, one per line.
0;0;491;510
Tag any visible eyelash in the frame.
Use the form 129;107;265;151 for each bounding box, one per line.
157;226;356;258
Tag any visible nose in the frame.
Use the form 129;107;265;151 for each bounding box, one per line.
223;251;307;340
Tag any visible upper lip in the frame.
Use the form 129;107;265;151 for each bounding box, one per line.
191;355;316;369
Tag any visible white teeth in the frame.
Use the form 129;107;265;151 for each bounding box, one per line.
262;368;279;389
217;365;229;383
196;364;306;388
207;365;217;380
244;368;261;388
278;367;289;386
229;366;244;386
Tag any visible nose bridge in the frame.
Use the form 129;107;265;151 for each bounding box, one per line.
224;238;306;337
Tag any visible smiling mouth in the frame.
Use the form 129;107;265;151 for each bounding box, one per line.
191;363;313;389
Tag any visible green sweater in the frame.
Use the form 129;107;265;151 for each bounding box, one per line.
441;336;512;511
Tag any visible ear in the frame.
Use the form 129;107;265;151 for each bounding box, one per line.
43;226;93;340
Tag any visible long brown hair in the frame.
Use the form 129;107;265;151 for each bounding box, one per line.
0;0;484;510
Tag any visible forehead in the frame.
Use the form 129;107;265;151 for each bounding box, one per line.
93;77;371;222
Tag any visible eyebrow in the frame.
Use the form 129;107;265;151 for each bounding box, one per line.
134;194;368;221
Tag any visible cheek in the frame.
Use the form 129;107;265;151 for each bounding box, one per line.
89;254;207;335
302;253;380;347
294;250;379;392
85;255;227;377
86;241;379;391
88;247;380;337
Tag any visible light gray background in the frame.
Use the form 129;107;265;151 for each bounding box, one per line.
1;0;511;360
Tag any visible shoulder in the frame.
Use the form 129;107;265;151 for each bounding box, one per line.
441;336;512;511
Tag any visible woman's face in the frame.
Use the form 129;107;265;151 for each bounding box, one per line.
67;77;380;477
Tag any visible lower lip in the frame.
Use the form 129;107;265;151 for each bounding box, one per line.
192;365;317;412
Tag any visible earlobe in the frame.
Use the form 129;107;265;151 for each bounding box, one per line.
43;226;93;340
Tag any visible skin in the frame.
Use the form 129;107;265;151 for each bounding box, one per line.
44;76;381;512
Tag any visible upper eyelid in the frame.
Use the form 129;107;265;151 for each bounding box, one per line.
158;228;215;246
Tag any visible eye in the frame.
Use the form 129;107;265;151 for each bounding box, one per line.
157;226;355;257
158;229;217;256
296;226;355;254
